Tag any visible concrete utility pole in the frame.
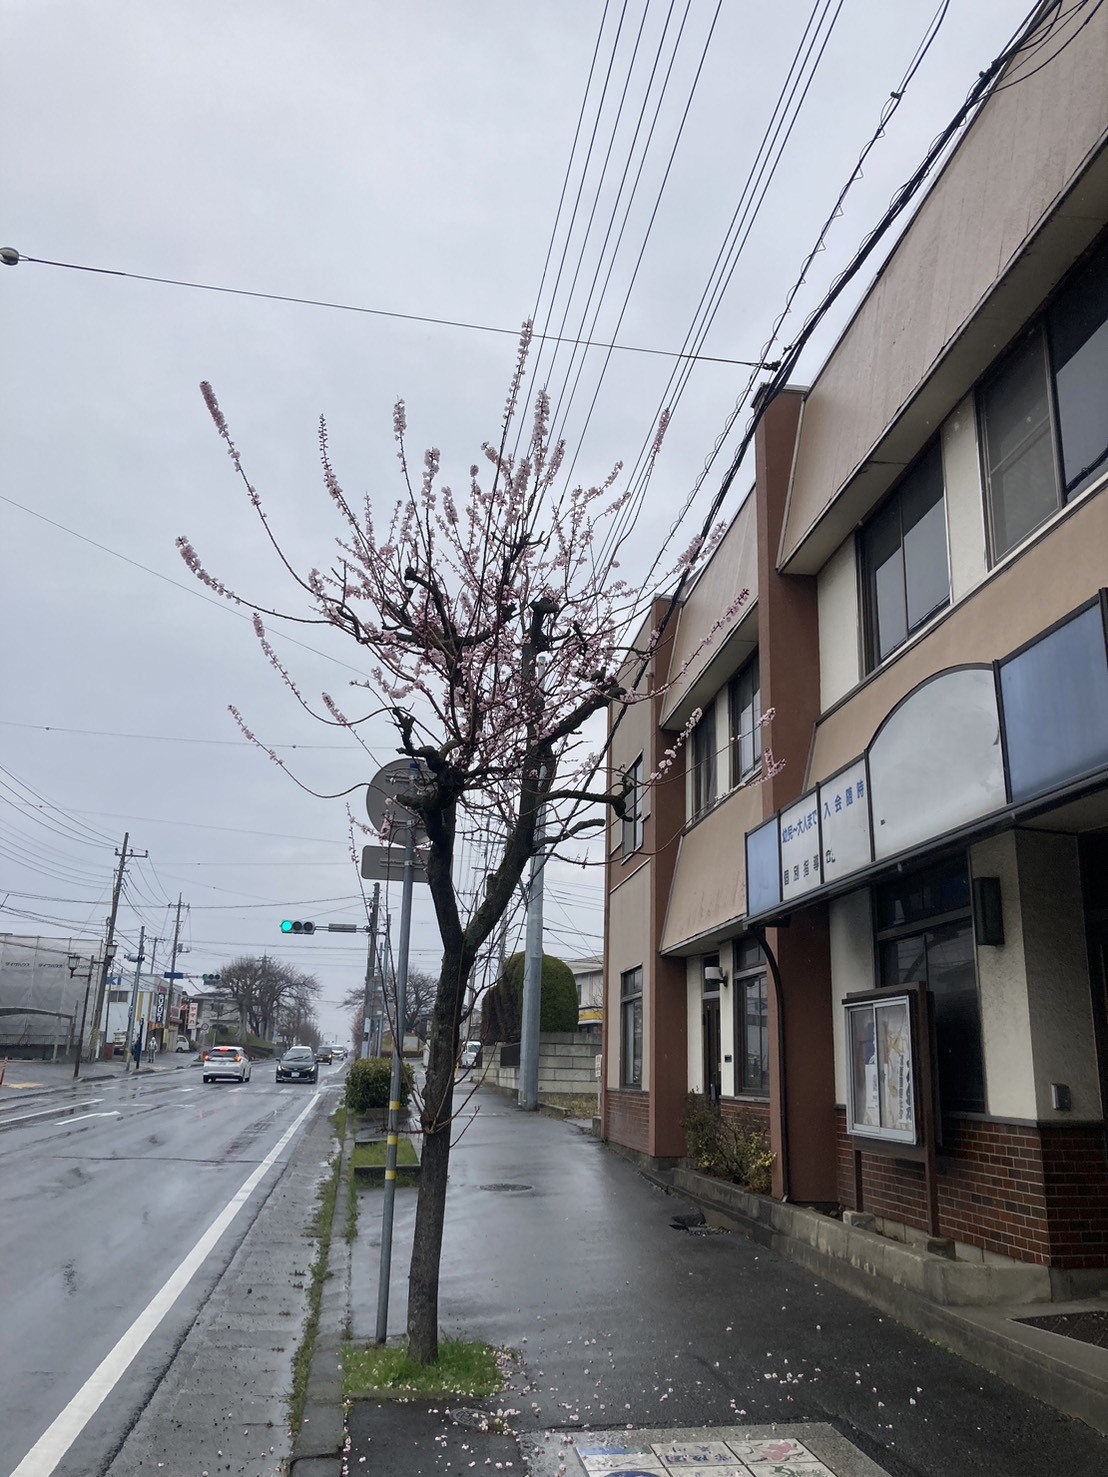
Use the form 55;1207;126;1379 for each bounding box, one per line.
89;833;144;1060
360;883;381;1061
518;830;546;1111
123;926;146;1071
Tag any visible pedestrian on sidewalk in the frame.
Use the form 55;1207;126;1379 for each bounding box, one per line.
146;1035;158;1064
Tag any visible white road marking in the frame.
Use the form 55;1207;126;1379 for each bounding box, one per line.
67;1112;121;1123
10;1090;321;1477
0;1100;103;1127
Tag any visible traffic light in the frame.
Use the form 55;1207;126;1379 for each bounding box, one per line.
280;920;316;935
201;973;221;983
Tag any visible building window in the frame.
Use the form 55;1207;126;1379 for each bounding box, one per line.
620;966;643;1088
980;235;1108;560
621;755;644;858
733;937;769;1095
873;856;984;1114
729;654;761;785
691;701;717;819
861;440;949;670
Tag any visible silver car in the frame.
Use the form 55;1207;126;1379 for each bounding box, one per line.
201;1045;252;1083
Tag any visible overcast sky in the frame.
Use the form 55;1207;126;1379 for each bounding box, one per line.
1;1;1033;1044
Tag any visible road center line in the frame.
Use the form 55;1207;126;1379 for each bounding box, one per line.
67;1112;121;1123
10;1089;321;1477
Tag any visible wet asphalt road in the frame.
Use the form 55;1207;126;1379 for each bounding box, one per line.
350;1086;1108;1477
0;1063;338;1477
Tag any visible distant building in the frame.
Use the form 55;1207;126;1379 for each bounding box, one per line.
570;957;604;1028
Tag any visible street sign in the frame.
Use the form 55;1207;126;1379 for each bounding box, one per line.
163;971;185;979
365;759;428;837
360;843;428;882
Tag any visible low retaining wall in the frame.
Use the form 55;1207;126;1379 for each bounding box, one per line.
484;1033;600;1100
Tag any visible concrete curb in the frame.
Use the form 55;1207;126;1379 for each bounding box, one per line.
289;1112;353;1477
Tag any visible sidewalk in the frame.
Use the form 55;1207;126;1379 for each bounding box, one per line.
0;1054;197;1098
305;1086;1108;1477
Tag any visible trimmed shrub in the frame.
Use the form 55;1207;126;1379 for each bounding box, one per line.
480;951;578;1042
345;1056;413;1115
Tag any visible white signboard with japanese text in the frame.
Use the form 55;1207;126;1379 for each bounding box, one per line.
780;792;822;902
819;760;871;882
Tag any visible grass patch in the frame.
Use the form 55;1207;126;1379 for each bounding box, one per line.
352;1138;419;1169
543;1093;599;1118
344;1339;504;1399
288;1105;350;1431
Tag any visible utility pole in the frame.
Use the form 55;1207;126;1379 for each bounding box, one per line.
168;894;184;1043
89;833;145;1060
123;926;146;1071
360;884;381;1060
519;631;549;1111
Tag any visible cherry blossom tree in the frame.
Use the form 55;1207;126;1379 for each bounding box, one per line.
180;327;743;1362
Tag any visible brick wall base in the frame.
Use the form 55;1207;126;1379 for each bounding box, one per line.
605;1089;650;1155
721;1098;771;1137
836;1109;1108;1269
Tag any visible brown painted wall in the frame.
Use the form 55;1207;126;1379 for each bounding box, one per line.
756;390;838;1204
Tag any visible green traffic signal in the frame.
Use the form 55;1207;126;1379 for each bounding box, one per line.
281;920;315;935
281;920;294;933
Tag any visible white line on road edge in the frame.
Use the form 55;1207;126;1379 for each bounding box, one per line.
67;1112;121;1123
10;1089;322;1477
0;1100;104;1127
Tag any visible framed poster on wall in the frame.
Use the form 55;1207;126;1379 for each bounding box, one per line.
844;990;919;1145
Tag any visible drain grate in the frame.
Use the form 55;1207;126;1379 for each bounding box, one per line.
480;1182;533;1193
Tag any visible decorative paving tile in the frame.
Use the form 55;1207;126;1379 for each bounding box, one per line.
578;1453;667;1476
726;1438;818;1465
652;1441;742;1466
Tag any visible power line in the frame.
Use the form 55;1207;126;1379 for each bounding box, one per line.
0;249;767;369
0;718;353;750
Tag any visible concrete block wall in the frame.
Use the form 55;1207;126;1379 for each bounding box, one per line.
486;1033;601;1098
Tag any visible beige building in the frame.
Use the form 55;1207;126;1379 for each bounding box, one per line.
604;2;1108;1290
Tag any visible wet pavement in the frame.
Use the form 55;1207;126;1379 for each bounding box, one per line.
337;1086;1108;1477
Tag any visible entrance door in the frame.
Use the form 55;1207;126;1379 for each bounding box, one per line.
702;995;721;1103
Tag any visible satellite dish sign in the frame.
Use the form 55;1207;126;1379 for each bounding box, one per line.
366;759;427;840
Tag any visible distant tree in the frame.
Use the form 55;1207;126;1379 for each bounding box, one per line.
340;966;438;1039
181;333;744;1362
220;955;321;1042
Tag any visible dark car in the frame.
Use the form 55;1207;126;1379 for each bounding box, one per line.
315;1044;334;1064
276;1045;319;1084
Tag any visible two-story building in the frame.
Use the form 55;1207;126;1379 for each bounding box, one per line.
604;1;1108;1294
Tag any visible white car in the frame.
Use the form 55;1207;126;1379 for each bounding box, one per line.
460;1041;480;1069
201;1045;252;1083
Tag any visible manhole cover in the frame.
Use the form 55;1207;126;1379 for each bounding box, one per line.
480;1182;533;1193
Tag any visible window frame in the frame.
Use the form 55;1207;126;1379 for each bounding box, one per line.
729;653;762;787
690;701;717;820
732;937;769;1097
872;856;985;1116
619;965;643;1088
620;755;645;859
859;438;950;673
978;231;1108;563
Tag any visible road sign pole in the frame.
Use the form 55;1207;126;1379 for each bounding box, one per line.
376;816;417;1344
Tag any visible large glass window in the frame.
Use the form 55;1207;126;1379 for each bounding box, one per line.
690;702;717;819
733;937;769;1095
621;755;644;858
861;441;949;669
620;966;643;1088
874;858;984;1114
729;655;762;785
981;235;1108;560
